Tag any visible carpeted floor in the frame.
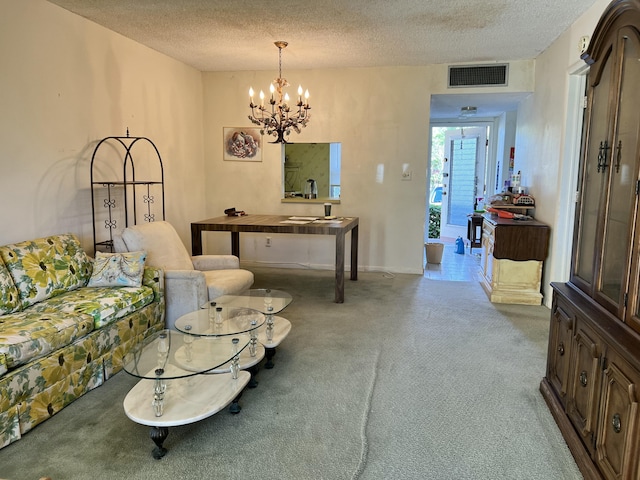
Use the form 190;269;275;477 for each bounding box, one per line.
0;267;582;480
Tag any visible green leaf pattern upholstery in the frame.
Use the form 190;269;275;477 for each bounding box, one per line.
29;285;154;329
0;233;164;450
0;262;19;315
0;234;92;310
0;310;95;371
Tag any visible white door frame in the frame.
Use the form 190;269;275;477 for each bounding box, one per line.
542;62;588;306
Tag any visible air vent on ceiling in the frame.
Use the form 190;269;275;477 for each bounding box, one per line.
448;64;508;88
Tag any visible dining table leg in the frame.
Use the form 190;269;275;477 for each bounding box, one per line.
335;231;345;303
231;232;240;257
191;225;203;256
350;224;358;281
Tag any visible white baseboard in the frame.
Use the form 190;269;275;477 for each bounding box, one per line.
240;260;423;275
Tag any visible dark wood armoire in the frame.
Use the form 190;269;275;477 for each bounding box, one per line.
540;1;640;479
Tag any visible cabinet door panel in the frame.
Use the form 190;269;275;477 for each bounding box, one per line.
567;323;602;454
599;27;640;316
596;356;640;480
548;300;575;402
481;221;494;284
574;42;616;291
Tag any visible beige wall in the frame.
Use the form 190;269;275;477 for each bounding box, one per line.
0;0;206;252
202;63;534;273
514;0;610;306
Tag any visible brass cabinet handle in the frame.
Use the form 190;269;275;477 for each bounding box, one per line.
612;413;622;433
557;342;565;356
579;371;588;387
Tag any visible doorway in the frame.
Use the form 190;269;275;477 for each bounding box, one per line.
429;125;489;240
441;127;487;238
426;93;525;279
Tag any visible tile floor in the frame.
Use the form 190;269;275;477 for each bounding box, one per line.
424;237;483;282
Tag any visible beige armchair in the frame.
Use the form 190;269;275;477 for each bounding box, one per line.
114;221;254;329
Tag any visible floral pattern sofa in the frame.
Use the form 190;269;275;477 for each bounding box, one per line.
0;233;164;449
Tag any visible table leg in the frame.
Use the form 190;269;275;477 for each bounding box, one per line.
150;426;169;459
265;312;274;342
247;364;259;388
191;224;203;256
231;232;240;258
350;224;358;281
264;347;277;369
335;232;345;303
229;390;243;414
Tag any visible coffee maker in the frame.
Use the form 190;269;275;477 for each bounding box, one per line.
304;179;317;199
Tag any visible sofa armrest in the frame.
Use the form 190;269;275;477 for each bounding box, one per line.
191;255;239;271
163;270;208;328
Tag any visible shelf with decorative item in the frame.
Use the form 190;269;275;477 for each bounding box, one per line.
486;204;535;217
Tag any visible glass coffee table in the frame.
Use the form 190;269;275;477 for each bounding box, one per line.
123;307;265;458
174;306;267;382
213;289;292;368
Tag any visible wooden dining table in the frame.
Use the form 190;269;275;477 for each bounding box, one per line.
191;214;359;303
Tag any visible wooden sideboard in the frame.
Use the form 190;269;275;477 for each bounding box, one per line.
542;283;640;480
480;214;550;305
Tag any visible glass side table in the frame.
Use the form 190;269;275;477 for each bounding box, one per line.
213;289;292;368
122;329;253;458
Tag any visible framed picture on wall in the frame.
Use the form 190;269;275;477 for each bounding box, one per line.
223;127;262;161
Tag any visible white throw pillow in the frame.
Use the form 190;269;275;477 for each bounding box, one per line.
88;251;146;287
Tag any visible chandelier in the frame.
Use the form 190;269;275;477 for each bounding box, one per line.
248;41;311;144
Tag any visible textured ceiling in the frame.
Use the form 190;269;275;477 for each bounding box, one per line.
47;0;598;72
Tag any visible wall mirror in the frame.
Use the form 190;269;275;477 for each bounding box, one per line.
282;143;341;202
